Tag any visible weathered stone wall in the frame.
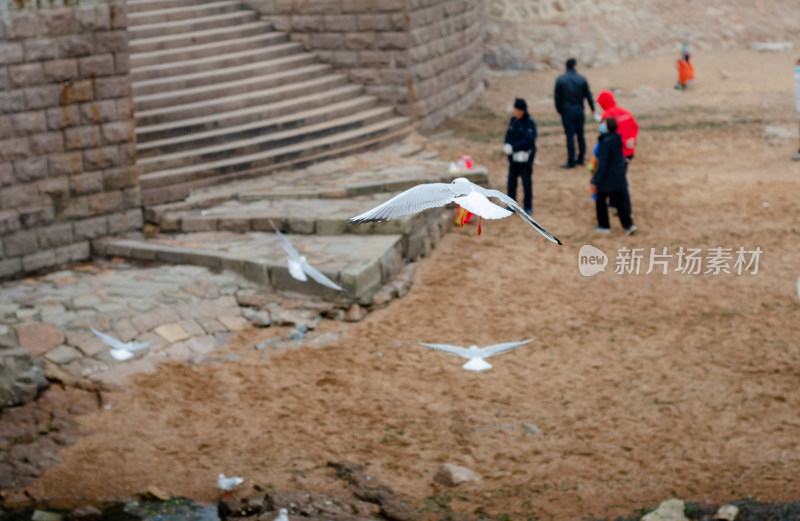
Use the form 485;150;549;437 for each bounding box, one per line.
0;0;142;279
484;0;800;70
253;0;485;130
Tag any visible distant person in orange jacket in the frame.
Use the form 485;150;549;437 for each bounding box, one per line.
676;48;695;90
597;90;639;214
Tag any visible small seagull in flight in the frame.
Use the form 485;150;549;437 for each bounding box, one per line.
348;177;561;244
417;338;535;372
270;221;343;291
90;328;157;361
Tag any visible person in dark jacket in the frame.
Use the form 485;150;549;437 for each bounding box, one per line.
503;97;537;214
554;58;596;169
591;117;637;234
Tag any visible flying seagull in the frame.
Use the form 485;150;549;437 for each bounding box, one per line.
417;338;535;372
348;177;561;244
90;328;157;361
270;221;343;291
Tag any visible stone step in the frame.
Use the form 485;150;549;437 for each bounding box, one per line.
131;52;318;97
138;95;379;157
135;73;349;126
139;106;395;173
136;83;362;143
131;32;289;68
98;232;413;301
127;0;210;14
236;166;489;202
134;62;332;113
130;41;304;82
158;168;487;241
141;123;411;206
127;0;244;26
129;21;273;53
129;10;259;40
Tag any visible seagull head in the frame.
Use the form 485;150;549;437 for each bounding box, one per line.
451;177;471;184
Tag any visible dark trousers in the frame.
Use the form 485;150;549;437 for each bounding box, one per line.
507;161;533;212
596;190;633;229
561;112;586;166
609;156;634;213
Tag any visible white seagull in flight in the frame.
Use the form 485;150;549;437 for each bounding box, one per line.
417;338;535;372
348;177;561;244
270;221;343;291
90;328;157;361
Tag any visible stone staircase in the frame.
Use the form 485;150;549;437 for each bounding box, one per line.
127;0;411;206
99;143;490;305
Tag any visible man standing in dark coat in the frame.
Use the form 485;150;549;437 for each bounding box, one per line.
554;57;596;169
591;117;636;235
503;97;537;215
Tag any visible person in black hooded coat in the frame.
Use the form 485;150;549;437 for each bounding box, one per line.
503;97;537;214
591;117;636;234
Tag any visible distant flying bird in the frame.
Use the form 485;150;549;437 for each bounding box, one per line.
270;221;343;291
90;328;157;361
217;473;244;491
348;177;561;244
417;338;536;372
273;508;289;521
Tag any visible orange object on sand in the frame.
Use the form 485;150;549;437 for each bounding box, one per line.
678;58;694;86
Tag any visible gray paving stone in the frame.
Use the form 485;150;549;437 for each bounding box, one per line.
44;345;83;365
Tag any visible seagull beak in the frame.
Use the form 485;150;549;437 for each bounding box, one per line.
478;216;482;236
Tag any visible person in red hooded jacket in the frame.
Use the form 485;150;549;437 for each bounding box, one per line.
597;90;639;213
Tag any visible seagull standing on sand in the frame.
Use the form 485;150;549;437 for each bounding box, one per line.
417;338;535;371
217;473;244;491
348;177;561;244
270;221;343;291
273;508;289;521
90;328;157;361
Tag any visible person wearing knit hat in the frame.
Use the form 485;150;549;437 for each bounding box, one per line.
503;98;537;215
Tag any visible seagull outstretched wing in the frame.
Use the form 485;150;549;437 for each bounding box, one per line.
271;220;302;261
474;186;561;244
349;183;459;223
91;328;156;351
417;342;471;359
481;338;536;358
302;262;343;291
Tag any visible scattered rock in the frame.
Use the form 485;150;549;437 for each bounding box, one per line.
715;504;739;521
66;505;102;521
267;307;319;328
521;422;541;435
325;308;347;321
31;510;63;521
433;463;480;487
371;286;397;309
15;322;65;357
748;41;793;52
328;461;418;521
144;485;171;501
642;499;689;521
345;304;367;322
241;307;272;327
235;289;272;308
0;349;49;408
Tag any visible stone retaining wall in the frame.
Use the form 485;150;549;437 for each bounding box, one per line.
251;0;486;130
484;0;800;70
0;0;142;280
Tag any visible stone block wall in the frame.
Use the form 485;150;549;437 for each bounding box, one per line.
251;0;485;130
0;0;142;279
